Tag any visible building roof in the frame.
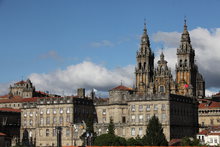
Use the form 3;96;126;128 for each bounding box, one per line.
197;129;209;135
0;96;23;103
15;80;27;85
199;101;220;109
169;139;181;146
111;85;133;91
0;108;21;113
0;132;6;136
35;91;50;96
0;94;10;99
21;97;38;102
209;132;220;135
198;127;220;136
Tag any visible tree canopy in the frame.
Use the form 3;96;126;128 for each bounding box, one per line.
93;118;127;146
142;115;168;146
181;137;204;146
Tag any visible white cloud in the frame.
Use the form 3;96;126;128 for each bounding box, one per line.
153;31;180;47
29;61;134;96
153;27;220;95
205;89;218;97
90;40;114;48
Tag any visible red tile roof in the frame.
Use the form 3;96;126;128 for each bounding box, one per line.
111;85;133;91
0;108;21;113
198;127;220;136
21;97;38;102
198;129;209;135
35;91;49;96
199;101;220;109
0;132;6;136
15;80;26;85
169;139;181;146
0;97;23;103
0;94;9;99
209;132;220;135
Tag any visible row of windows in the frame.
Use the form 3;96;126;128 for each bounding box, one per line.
23;108;71;117
131;114;166;123
40;116;71;125
41;108;71;115
39;128;76;137
23;115;71;126
131;104;166;112
1;103;20;108
39;99;72;104
209;137;218;144
199;109;220;113
131;127;143;136
23;119;34;126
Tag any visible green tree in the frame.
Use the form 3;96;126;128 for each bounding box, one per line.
94;134;127;146
142;115;168;146
94;118;127;146
181;137;204;146
127;136;143;146
108;117;115;135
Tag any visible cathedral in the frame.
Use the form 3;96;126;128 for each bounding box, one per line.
0;20;206;146
94;20;205;141
135;20;205;98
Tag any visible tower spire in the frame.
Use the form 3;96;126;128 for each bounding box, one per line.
181;17;191;43
141;19;150;46
160;51;164;61
144;18;147;33
184;16;188;32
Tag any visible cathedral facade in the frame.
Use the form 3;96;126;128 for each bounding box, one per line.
94;20;204;141
135;20;205;97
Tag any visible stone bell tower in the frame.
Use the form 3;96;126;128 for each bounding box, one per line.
135;22;154;95
176;19;198;97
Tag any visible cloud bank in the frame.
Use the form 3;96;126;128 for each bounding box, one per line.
29;61;134;96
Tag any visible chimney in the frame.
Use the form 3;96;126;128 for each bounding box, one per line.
77;88;85;98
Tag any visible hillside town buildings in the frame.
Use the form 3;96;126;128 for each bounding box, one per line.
0;20;212;146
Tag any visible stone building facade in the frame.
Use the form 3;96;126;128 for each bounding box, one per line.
198;99;220;130
20;94;95;147
95;86;198;141
94;20;203;141
0;20;207;146
9;79;35;98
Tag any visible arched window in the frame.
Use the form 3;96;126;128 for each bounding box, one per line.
139;63;141;69
179;59;182;67
159;85;165;93
184;59;187;67
144;62;146;70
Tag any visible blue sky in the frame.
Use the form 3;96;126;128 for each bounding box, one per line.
1;0;220;96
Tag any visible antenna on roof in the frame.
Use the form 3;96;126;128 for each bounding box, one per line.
121;80;123;86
